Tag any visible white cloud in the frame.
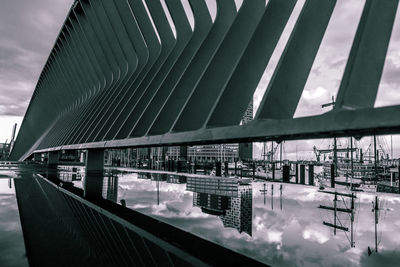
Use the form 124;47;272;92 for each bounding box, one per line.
303;228;329;244
303;87;329;101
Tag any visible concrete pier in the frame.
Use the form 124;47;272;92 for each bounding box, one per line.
85;149;104;173
282;165;290;183
300;165;305;184
216;161;222;176
47;151;60;168
309;165;314;185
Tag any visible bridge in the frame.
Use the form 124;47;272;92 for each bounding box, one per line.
9;0;400;167
5;0;400;265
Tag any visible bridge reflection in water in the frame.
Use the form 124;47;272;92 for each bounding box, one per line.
12;164;400;266
14;164;265;267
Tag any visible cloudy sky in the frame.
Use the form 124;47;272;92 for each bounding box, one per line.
0;0;73;141
1;0;400;159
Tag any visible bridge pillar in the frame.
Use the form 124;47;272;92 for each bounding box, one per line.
85;149;104;174
295;163;299;183
300;165;305;184
308;164;314;185
47;151;60;168
330;164;335;188
282;165;290;183
216;161;222;177
177;160;182;173
224;162;229;177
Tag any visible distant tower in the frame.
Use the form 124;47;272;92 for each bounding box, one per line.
9;123;17;154
241;99;253;125
239;100;253;161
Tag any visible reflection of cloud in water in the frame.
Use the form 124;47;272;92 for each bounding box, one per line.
0;178;14;194
267;230;283;244
114;172;400;266
303;227;329;244
359;250;400;267
0;192;28;266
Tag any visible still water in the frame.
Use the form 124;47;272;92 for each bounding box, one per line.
0;166;28;267
57;166;400;267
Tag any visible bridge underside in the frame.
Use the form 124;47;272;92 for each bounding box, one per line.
35;105;400;153
10;0;400;160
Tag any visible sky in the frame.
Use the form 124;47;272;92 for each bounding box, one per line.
0;0;400;159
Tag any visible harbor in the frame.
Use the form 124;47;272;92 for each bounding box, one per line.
2;0;400;265
2;162;400;266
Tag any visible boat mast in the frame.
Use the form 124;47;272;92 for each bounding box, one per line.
391;135;393;160
270;141;274;171
260;184;267;205
271;142;273;163
280;184;283;210
373;196;379;253
334;192;337;235
263;142;266;162
334;137;337;177
271;184;274;210
351;137;354;188
319;191;356;247
351;192;355;247
322;96;337;176
374;135;378;182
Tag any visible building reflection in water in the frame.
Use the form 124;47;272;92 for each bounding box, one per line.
59;170;253;236
102;172;118;203
187;177;252;236
58;166;82;183
56;167;119;203
137;173;187;205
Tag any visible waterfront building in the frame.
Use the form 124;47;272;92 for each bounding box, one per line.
105;100;254;164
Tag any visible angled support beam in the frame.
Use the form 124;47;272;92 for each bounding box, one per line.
206;0;297;127
172;0;266;132
256;0;336;120
116;0;193;139
130;0;213;137
335;0;399;110
148;0;237;136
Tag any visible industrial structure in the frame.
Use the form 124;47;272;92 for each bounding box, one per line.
0;123;17;160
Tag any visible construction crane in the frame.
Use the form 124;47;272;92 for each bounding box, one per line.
313;146;321;162
261;142;279;163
